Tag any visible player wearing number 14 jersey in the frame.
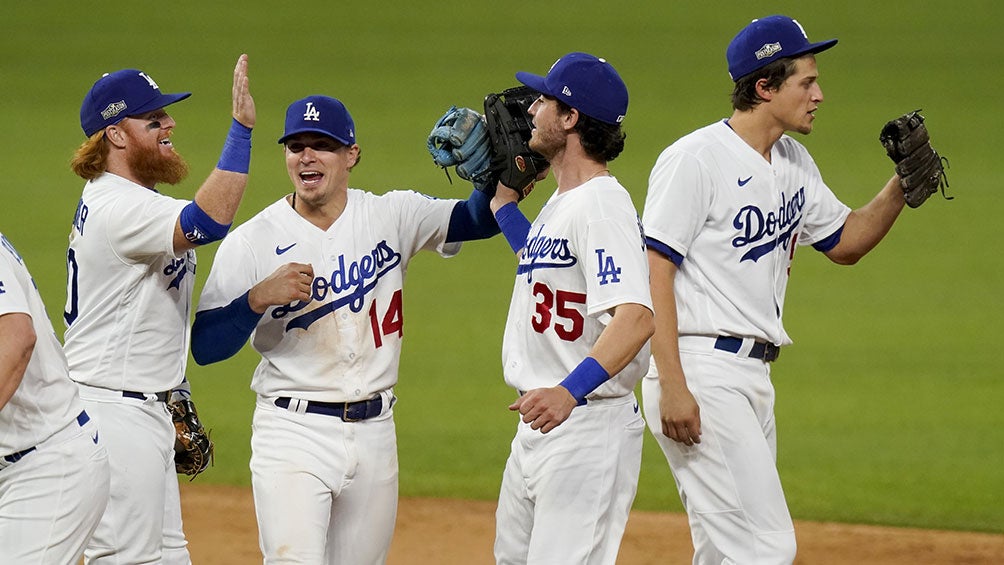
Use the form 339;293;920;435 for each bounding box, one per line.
191;95;500;564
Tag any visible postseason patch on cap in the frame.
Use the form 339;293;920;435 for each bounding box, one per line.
101;100;127;120
755;42;782;61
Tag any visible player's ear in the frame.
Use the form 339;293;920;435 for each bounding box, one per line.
755;78;775;101
346;144;360;171
105;125;127;149
561;108;579;132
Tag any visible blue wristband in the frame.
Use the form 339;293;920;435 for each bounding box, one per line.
217;119;252;173
180;201;231;245
558;357;610;405
494;202;531;254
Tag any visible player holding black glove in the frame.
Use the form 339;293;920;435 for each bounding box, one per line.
428;86;549;199
879;110;951;208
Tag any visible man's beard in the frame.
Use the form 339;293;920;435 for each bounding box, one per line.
528;127;562;161
127;139;190;187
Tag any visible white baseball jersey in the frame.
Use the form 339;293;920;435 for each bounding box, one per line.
501;176;652;397
0;233;83;454
643;120;850;346
0;232;109;564
63;172;194;392
197;188;460;401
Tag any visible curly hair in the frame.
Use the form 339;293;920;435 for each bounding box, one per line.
557;100;626;162
70;131;110;181
731;57;800;111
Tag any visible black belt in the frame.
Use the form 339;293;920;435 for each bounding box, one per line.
714;336;781;363
2;411;90;467
274;396;383;422
122;390;170;402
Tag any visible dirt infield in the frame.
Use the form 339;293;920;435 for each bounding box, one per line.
180;483;1004;564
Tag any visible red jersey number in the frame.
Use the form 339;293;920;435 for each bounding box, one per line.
531;282;586;341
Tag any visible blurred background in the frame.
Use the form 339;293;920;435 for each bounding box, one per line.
1;0;1000;533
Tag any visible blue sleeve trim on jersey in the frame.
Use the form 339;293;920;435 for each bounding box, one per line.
446;188;501;243
559;357;610;404
645;237;684;267
217;119;253;174
812;226;844;253
494;202;532;254
180;201;231;246
191;291;263;365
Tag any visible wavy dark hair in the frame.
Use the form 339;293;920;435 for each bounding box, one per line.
555;99;626;162
731;57;800;111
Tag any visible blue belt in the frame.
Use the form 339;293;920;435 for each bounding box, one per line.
122;390;169;402
2;411;90;467
274;396;383;422
714;336;781;363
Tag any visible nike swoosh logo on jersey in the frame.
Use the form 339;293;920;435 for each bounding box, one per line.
276;243;297;255
91;431;99;444
737;176;753;187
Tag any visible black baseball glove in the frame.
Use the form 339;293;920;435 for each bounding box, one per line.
482;86;549;199
427;86;548;200
879;110;951;208
169;398;214;480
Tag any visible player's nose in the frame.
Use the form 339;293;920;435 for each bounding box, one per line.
811;83;824;103
299;147;317;162
528;96;543;116
160;113;177;130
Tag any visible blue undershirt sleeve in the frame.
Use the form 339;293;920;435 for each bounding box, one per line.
191;290;263;365
645;236;684;267
446;189;501;243
494;202;532;254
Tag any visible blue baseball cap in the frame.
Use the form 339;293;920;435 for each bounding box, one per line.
516;52;628;125
727;15;838;81
80;69;191;136
278;95;356;146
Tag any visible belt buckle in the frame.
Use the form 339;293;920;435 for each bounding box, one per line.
341;401;361;422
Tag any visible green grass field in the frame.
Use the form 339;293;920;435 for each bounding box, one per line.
2;0;1001;534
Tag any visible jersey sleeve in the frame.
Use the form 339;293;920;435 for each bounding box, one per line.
790;145;852;247
579;188;653;317
105;190;188;261
196;229;258;313
386;190;461;258
0;238;30;317
642;146;712;258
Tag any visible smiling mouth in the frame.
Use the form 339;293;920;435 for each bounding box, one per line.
300;171;323;185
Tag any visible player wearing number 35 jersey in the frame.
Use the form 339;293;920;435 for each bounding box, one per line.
489;53;654;565
191;95;500;564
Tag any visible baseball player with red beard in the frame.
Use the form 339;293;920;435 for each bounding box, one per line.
488;52;654;565
0;232;109;563
190;94;501;564
65;55;255;563
642;16;911;563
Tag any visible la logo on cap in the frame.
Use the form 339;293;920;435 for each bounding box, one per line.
303;102;321;122
139;72;160;90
